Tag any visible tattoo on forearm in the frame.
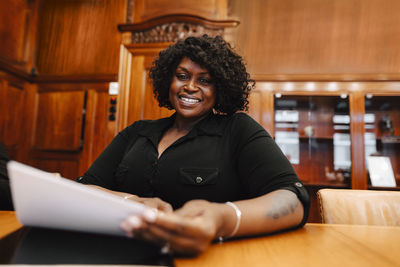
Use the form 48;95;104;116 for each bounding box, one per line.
266;191;299;220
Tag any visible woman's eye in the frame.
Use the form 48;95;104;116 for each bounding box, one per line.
199;78;211;85
176;73;188;80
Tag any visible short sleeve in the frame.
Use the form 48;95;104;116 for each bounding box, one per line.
232;113;309;226
76;121;141;190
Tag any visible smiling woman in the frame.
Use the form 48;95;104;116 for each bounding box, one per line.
77;35;310;256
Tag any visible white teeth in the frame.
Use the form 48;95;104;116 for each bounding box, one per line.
180;97;200;103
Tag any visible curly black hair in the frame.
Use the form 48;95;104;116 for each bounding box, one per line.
148;35;255;115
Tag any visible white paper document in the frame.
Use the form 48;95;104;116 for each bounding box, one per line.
366;156;397;187
7;161;147;236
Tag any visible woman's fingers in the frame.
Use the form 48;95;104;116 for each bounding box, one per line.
121;205;218;255
136;197;173;213
120;213;206;255
146;224;209;255
156;200;173;213
149;211;208;238
153;211;218;245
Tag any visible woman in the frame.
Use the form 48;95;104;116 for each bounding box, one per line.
78;35;309;255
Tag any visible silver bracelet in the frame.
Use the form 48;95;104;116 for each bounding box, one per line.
219;201;242;242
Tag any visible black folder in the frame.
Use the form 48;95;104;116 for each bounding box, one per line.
0;226;173;266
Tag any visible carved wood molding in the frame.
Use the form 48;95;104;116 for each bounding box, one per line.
118;13;239;44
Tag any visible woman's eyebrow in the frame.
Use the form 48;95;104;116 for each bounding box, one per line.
176;66;188;72
176;66;210;75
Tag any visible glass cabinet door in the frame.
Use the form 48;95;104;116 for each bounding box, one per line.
274;94;351;187
364;95;400;189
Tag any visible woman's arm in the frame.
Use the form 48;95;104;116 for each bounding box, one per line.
87;184;173;212
216;189;303;238
120;189;303;255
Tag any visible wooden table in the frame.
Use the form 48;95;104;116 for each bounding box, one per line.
0;211;22;239
1;211;399;266
176;223;400;267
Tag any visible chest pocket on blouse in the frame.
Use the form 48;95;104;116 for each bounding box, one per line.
180;168;218;186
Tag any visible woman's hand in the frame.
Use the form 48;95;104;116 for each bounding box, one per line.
127;195;173;213
120;190;304;256
120;199;224;256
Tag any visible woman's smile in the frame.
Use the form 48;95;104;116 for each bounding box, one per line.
178;95;201;105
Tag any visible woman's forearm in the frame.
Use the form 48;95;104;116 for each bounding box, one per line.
214;189;304;239
86;185;173;212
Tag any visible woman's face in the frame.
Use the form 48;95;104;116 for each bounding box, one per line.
169;57;216;122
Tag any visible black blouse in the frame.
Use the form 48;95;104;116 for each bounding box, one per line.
78;112;309;224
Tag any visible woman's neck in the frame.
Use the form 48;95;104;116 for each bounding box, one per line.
172;113;210;133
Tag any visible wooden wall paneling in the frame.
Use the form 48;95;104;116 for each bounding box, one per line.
25;82;113;179
127;51;146;123
0;81;25;151
349;91;366;189
16;81;38;164
142;54;174;120
78;88;115;176
0;0;39;76
130;0;228;22
0;0;30;61
0;78;8;142
33;90;85;151
89;90;114;161
116;44;133;132
36;0;127;75
30;158;80;180
261;91;275;136
23;0;40;74
229;0;400;80
0;0;37;64
247;89;274;135
0;76;33;161
78;88;96;176
117;43;173;131
247;90;262;123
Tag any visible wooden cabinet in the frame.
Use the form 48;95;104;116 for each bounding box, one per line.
0;73;115;179
28;83;115;179
34;90;85;151
250;82;400;222
273;94;352;187
364;94;400;189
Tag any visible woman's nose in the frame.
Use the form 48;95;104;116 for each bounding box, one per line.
185;79;198;91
